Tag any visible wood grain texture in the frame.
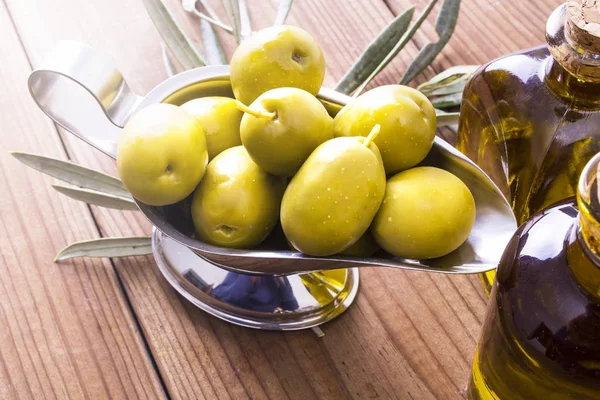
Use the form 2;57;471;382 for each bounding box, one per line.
383;0;562;81
1;0;563;399
0;3;166;399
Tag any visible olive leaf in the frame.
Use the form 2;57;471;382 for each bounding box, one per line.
194;12;234;32
430;92;463;108
143;0;205;69
54;237;152;261
181;0;227;65
421;75;468;97
161;44;178;77
274;0;293;26
238;0;252;39
435;110;460;126
417;64;478;95
189;11;234;32
184;0;233;35
197;0;234;32
201;19;228;64
222;0;242;43
52;184;139;211
198;0;220;19
353;0;439;96
400;0;461;84
10;152;130;198
311;326;325;338
418;65;477;110
334;6;416;95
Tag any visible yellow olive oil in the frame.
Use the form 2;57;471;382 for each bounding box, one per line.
469;200;600;399
457;4;600;293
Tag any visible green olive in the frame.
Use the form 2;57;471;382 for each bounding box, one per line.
371;167;476;259
281;134;386;256
240;87;333;177
117;104;208;206
339;231;380;257
181;97;243;160
191;146;286;248
333;85;436;175
230;25;326;106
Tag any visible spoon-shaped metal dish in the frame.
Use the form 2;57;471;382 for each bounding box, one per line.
29;41;516;276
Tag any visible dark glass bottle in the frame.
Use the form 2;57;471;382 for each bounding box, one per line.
468;152;600;399
456;3;600;292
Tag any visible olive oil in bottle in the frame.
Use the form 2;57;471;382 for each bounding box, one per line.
456;2;600;293
469;152;600;399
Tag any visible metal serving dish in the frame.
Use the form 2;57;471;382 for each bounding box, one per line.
28;41;516;277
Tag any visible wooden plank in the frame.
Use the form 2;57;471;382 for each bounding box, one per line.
0;3;166;399
3;0;557;398
383;0;563;82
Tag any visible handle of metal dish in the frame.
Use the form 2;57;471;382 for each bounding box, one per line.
27;41;143;160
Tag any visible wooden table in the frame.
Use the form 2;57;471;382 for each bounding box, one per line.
0;0;560;398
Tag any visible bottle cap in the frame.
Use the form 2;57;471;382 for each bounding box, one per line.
567;0;600;52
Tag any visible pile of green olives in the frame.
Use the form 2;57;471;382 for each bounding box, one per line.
116;25;476;261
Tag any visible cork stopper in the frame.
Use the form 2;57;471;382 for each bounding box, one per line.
567;0;600;52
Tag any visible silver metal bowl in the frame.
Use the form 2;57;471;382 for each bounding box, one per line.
28;41;516;276
27;41;516;329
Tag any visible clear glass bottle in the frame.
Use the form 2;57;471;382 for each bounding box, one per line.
456;2;600;293
468;152;600;399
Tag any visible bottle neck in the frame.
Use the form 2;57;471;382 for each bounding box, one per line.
545;58;600;108
569;152;600;301
544;4;600;109
546;4;600;83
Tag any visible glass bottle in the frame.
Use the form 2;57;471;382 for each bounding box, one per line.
456;2;600;293
468;152;600;399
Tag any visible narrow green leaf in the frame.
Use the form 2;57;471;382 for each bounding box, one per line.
400;0;461;84
274;0;293;26
238;0;252;39
184;0;228;63
142;0;205;70
195;0;233;32
431;92;463;108
435;110;460;126
10;152;130;198
52;184;138;211
192;11;234;32
201;19;227;64
311;326;326;338
222;0;241;43
417;64;478;94
334;7;415;95
198;0;218;18
54;237;152;261
354;0;439;96
161;43;178;77
421;77;467;96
